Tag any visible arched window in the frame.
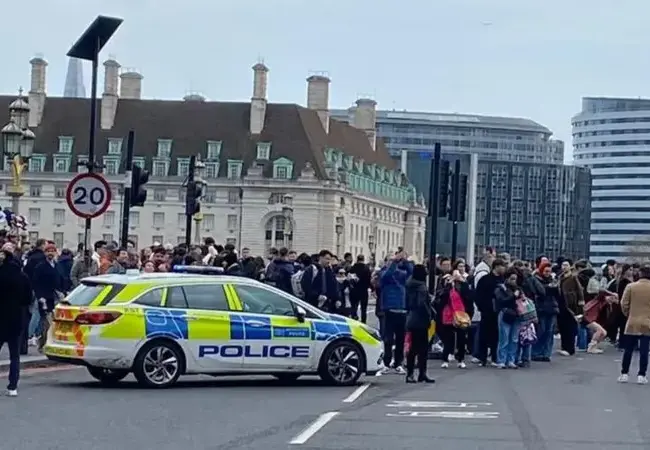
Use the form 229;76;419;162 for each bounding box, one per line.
265;215;293;250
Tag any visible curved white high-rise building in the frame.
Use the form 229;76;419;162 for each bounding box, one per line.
573;97;650;263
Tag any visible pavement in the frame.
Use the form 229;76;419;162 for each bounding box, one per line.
0;345;649;449
0;345;54;371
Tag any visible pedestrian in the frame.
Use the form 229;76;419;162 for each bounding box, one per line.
495;267;523;369
405;264;435;383
0;247;33;396
33;243;63;351
70;250;99;287
618;265;650;384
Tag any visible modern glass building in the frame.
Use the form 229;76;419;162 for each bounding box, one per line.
573;97;650;263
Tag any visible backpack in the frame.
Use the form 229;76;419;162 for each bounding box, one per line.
264;262;281;287
291;265;314;299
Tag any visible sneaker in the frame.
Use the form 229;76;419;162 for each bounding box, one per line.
28;337;38;347
432;342;443;353
394;365;407;375
489;361;500;368
441;362;449;369
638;375;648;385
587;343;603;354
496;363;506;369
457;361;467;369
377;366;391;376
618;374;629;383
6;389;17;397
507;363;518;369
470;357;481;364
447;354;454;363
558;350;571;357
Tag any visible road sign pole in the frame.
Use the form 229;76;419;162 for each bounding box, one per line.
427;142;441;294
120;131;135;248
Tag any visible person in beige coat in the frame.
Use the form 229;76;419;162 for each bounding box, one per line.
618;266;650;385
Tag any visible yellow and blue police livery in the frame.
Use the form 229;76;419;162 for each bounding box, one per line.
44;267;383;388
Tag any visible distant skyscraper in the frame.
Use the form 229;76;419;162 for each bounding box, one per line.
63;58;86;98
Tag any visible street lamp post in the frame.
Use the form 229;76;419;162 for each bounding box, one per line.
282;194;294;248
1;90;35;215
335;216;344;256
193;159;206;245
368;219;378;265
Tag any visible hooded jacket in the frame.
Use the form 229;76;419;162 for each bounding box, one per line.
0;252;33;339
379;260;413;311
405;277;433;331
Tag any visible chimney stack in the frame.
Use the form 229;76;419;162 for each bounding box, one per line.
353;98;377;151
120;70;143;99
250;63;268;135
28;55;47;127
306;74;331;133
101;58;120;130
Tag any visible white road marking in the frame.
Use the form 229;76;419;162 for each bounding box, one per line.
289;411;339;445
342;383;371;403
386;411;500;419
386;401;492;408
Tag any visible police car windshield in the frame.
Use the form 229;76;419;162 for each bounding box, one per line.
64;281;125;306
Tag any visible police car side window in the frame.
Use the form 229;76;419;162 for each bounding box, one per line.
134;288;164;307
236;285;294;316
167;287;188;309
183;284;229;311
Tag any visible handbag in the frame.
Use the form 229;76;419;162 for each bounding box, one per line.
448;287;471;329
516;296;538;325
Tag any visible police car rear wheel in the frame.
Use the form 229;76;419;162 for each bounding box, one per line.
87;367;129;385
133;341;183;388
320;341;364;386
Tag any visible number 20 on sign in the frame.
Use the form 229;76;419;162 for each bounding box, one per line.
65;173;112;219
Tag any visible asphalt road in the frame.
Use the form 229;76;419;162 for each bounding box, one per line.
1;345;649;450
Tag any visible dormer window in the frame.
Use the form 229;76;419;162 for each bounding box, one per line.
227;160;243;179
108;138;123;155
28;155;45;172
206;141;222;160
177;158;190;177
157;139;172;158
256;142;271;160
58;137;74;153
53;155;70;173
272;157;293;179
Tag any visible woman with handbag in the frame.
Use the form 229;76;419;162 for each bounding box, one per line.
494;268;524;368
435;270;474;369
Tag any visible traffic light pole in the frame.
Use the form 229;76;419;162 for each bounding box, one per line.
427;143;441;294
185;155;196;247
120;130;134;248
450;159;461;262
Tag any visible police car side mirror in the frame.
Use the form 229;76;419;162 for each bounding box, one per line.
295;305;307;323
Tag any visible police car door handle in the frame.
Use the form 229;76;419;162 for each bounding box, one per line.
246;320;266;327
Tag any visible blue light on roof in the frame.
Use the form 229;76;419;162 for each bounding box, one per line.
171;265;224;275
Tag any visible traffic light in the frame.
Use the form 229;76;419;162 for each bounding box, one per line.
458;174;468;222
130;164;149;207
437;159;450;217
185;180;203;216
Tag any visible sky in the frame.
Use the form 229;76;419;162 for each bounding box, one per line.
1;0;649;164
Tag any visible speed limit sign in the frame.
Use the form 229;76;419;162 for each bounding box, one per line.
66;173;112;219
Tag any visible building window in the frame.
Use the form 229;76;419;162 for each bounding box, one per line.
152;235;164;245
177;213;185;228
77;157;88;173
153;189;166;201
256;142;271;160
77;233;84;245
205;162;218;178
53;232;64;249
28;156;45;172
157;139;172;158
103;211;115;227
53;156;69;173
28;208;40;224
29;185;41;197
153;212;165;228
274;165;288;179
227;160;242;179
102;234;114;243
29;232;39;242
129;211;140;227
177;158;189;177
272;157;293;179
227;189;241;204
53;208;66;225
227;214;237;230
133;157;145;169
153;160;168;177
265;216;292;250
177;236;186;244
58;136;73;153
54;185;66;198
203;214;215;230
108;138;123;155
103;158;119;176
206;141;222;160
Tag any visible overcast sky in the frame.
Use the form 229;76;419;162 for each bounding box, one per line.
1;0;647;163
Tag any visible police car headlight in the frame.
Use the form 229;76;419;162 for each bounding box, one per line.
360;324;381;342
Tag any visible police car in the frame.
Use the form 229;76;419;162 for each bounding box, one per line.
44;266;383;388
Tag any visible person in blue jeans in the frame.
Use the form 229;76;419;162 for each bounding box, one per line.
494;268;523;368
0;248;34;397
618;266;650;384
531;263;560;362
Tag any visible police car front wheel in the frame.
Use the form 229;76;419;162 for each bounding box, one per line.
133;340;184;388
319;341;365;386
87;367;129;385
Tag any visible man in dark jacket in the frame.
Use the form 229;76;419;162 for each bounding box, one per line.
301;249;338;309
33;243;63;350
405;264;435;383
475;258;506;366
23;238;46;283
0;249;33;396
348;255;372;323
265;247;295;294
56;249;74;293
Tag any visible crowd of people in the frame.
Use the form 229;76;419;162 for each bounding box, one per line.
2;232;650;396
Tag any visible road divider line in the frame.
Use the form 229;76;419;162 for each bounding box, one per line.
289;411;339;445
342;383;371;403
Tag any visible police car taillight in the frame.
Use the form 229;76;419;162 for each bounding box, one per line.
75;311;122;325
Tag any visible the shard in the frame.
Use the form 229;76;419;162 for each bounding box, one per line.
63;57;86;97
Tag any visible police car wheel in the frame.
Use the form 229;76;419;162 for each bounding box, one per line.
319;341;365;386
133;340;184;388
272;373;301;382
87;367;129;385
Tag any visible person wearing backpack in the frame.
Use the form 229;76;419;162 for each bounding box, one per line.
264;247;295;294
300;250;339;309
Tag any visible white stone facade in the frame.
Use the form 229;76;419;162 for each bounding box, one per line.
1;170;427;261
